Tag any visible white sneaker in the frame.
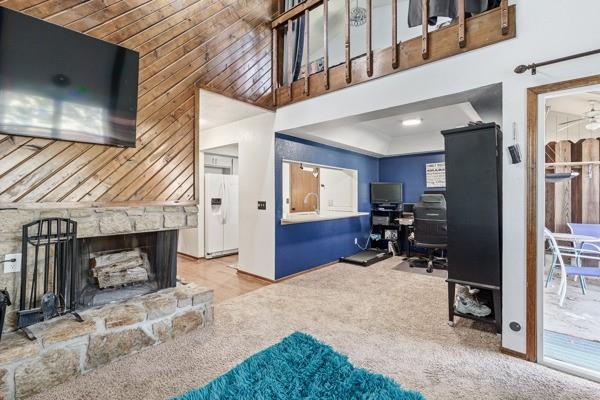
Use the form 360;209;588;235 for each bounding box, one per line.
455;287;492;317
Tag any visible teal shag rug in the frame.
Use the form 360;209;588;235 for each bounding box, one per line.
173;332;425;400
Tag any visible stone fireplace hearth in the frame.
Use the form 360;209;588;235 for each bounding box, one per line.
0;205;212;400
0;282;213;399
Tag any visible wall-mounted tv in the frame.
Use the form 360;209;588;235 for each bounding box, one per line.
371;182;403;204
0;7;139;147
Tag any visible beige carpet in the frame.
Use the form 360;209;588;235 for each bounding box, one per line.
31;257;600;400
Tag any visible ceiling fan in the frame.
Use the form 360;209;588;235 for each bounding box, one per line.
558;101;600;132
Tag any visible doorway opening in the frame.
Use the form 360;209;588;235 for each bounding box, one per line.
529;77;600;382
177;89;273;303
203;144;239;260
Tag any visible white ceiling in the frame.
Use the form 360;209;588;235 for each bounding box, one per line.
354;102;480;139
546;91;600;116
200;90;267;130
204;143;239;157
283;88;496;157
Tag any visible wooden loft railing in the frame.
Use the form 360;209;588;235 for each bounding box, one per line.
271;0;515;107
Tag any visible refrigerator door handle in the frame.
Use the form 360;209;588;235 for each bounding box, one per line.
221;179;229;224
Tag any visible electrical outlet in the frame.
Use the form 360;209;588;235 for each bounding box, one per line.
257;201;267;210
4;253;21;273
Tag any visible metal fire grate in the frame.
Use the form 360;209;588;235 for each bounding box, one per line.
17;218;78;330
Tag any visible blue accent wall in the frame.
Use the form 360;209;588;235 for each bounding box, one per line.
275;135;445;279
379;152;445;203
275;134;379;279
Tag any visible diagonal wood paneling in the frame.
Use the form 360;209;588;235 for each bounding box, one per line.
0;0;273;207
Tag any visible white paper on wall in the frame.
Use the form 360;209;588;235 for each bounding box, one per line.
426;162;446;188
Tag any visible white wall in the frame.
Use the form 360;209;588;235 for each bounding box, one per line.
273;0;600;353
195;113;277;280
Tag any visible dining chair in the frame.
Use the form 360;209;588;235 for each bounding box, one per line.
567;223;600;294
544;228;600;306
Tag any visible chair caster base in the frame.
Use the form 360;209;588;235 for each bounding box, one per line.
448;321;455;328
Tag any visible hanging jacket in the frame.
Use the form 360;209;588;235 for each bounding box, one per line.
408;0;501;28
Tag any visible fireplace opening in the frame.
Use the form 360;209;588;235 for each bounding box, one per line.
76;230;178;308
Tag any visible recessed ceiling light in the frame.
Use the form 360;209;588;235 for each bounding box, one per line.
402;118;422;126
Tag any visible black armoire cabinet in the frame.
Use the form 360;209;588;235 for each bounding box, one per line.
441;123;502;333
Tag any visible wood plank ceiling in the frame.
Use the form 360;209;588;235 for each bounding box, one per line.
0;0;273;206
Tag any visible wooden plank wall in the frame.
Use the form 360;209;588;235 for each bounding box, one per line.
545;139;600;232
0;0;274;206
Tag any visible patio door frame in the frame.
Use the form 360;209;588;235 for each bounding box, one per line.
525;74;600;365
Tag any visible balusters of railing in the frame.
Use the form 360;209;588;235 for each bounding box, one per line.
344;0;351;83
287;20;294;99
500;0;509;34
304;10;310;96
323;0;329;89
458;0;465;48
421;0;429;59
272;28;278;105
366;0;373;76
392;0;399;69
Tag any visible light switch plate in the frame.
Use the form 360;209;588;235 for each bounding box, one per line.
4;253;21;273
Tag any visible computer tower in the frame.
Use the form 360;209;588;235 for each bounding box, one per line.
441;123;502;289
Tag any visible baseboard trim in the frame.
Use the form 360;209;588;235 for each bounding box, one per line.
275;260;339;282
501;346;527;360
177;252;204;261
237;260;339;283
236;269;276;283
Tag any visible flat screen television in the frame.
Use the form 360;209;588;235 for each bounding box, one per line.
0;7;139;147
371;182;403;204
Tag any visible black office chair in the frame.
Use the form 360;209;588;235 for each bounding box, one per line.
408;194;447;273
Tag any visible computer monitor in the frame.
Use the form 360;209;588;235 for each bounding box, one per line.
371;182;403;204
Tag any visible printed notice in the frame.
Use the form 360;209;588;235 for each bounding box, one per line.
426;162;446;188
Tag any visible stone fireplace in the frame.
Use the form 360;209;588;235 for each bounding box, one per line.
0;205;213;400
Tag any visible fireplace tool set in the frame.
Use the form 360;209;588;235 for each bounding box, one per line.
16;218;80;337
0;287;11;342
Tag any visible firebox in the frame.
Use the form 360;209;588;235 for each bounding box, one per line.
76;230;178;308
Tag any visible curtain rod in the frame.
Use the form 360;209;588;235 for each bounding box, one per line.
514;48;600;75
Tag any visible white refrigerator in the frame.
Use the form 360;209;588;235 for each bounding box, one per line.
204;174;239;259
